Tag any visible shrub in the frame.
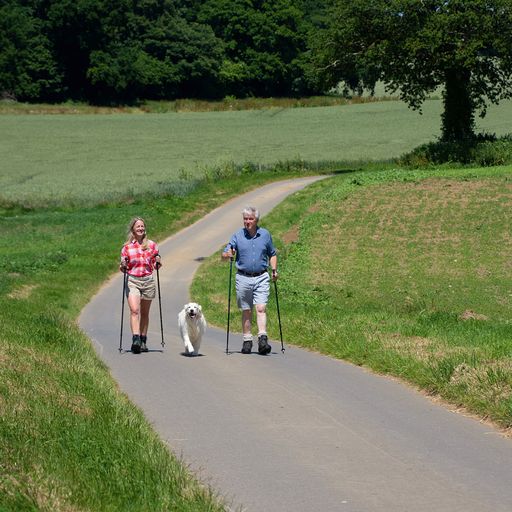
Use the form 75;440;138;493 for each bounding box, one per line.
399;134;512;167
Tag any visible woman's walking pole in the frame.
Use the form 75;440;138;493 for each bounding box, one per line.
119;270;128;353
156;265;165;347
226;252;234;354
274;280;285;353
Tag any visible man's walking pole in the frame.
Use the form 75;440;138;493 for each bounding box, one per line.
226;250;234;354
156;264;165;347
274;280;285;353
119;269;128;353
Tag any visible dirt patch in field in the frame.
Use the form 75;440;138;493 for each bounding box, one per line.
281;225;299;245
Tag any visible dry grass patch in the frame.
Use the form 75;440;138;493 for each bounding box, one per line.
459;309;488;321
450;361;512;403
7;284;38;300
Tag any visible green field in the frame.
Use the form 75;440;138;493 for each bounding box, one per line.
193;166;512;430
2;100;512;509
2;98;511;207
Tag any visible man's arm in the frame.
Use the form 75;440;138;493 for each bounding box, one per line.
269;254;278;280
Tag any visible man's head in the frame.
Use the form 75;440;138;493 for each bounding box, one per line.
242;206;259;233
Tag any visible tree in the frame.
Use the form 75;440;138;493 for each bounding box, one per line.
0;1;63;101
46;0;224;103
197;0;317;97
311;0;512;141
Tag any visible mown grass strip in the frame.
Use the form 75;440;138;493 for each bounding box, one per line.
192;166;512;432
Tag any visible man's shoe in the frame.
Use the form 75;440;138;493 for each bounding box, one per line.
131;335;141;354
258;335;271;355
140;336;148;352
241;340;253;354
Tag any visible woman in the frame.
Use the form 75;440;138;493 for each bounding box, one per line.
120;217;161;354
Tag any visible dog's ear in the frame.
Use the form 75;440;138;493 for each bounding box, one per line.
198;304;202;311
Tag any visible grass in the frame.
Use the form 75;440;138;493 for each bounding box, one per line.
1;99;442;207
3;98;511;208
3;97;512;508
1;169;309;511
192;165;512;431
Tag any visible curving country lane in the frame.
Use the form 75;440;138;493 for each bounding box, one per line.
79;177;512;512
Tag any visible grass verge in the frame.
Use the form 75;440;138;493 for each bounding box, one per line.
192;165;512;432
0;168;312;511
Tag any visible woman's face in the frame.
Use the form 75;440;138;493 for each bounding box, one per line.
132;220;146;239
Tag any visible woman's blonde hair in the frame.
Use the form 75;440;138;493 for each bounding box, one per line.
125;217;148;249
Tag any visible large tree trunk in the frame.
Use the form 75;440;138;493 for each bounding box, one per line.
441;68;475;141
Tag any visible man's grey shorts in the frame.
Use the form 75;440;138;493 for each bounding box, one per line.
236;272;270;310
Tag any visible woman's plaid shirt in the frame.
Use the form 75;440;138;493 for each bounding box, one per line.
121;239;159;277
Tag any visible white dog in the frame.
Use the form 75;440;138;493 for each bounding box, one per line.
178;302;207;356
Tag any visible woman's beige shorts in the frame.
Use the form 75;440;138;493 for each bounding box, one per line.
127;274;156;300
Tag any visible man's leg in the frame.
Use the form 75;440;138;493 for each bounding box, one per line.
254;275;271;355
256;303;271;355
241;309;253;354
255;303;267;334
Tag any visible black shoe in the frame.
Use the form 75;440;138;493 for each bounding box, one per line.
131;335;141;354
140;336;148;352
258;335;271;355
241;340;253;354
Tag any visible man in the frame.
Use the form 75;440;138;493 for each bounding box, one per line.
222;206;278;355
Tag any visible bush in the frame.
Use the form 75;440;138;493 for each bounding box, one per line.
399;134;512;167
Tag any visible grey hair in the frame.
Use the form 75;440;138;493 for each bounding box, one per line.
242;206;260;220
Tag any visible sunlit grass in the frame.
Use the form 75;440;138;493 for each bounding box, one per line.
192;166;512;430
3;98;511;208
1;171;301;510
0;100;444;207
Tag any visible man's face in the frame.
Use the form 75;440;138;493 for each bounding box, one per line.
243;214;257;232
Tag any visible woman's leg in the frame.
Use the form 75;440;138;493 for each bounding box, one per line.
139;299;152;336
128;293;141;335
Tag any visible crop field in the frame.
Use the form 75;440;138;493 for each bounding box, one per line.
2;99;511;207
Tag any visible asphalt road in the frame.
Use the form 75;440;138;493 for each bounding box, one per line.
79;177;512;512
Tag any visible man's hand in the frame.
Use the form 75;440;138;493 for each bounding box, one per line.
271;268;279;282
222;247;235;260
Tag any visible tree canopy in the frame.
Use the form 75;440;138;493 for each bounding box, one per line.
0;0;324;103
311;0;512;141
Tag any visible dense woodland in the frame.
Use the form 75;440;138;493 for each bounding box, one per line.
0;0;327;103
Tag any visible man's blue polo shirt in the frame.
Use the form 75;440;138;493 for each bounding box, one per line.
226;227;276;274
